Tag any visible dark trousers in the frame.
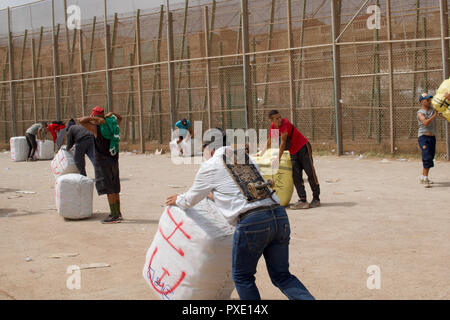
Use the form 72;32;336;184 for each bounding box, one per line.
25;133;37;159
290;143;320;202
74;137;95;176
418;135;436;169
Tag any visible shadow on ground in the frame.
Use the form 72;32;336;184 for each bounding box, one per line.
0;208;46;218
63;213;159;225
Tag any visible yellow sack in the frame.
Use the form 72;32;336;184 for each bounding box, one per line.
253;149;294;207
431;79;450;122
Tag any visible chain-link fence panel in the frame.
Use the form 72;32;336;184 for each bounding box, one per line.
0;0;449;155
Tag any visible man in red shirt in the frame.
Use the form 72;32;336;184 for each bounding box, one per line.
48;121;66;143
261;110;320;209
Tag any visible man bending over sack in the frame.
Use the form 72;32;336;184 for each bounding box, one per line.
165;128;315;300
64;120;95;177
25;121;48;162
78;106;123;224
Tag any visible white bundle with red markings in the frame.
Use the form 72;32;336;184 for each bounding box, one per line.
34;140;54;160
10;136;29;162
142;199;235;300
50;148;78;179
55;173;94;220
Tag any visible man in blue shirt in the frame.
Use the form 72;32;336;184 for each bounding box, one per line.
174;119;193;155
175;118;192;141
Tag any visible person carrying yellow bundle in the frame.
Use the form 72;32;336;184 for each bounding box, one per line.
431;79;450;122
259;110;320;210
253;149;293;207
417;93;447;188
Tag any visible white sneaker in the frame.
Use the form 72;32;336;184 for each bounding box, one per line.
419;177;433;185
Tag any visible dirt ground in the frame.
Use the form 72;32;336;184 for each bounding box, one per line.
0;150;449;300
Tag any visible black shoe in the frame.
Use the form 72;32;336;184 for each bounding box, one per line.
309;199;321;208
101;215;121;224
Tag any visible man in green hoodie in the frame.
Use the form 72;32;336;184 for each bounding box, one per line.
78;106;123;224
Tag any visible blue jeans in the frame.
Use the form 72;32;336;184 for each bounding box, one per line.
232;206;315;300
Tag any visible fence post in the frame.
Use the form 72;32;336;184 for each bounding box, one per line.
7;7;16;137
136;9;145;153
31;38;38;123
63;0;75;119
103;0;112;112
78;29;86;116
286;0;296;124
387;0;395;154
439;0;450;160
241;0;252;130
51;0;61;121
331;0;343;156
204;6;212;129
166;0;176;130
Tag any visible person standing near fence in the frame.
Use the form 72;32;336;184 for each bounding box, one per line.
260;110;320;210
417;93;445;188
78;106;123;224
25;121;48;162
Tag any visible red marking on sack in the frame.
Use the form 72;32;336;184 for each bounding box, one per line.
166;207;191;240
148;247;186;296
58;151;66;168
158;207;191;256
51;158;61;176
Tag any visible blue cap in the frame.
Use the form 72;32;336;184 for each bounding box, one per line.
419;93;433;102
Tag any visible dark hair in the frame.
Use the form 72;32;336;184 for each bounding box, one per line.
51;120;65;126
41;121;48;127
268;110;280;118
181;118;188;127
203;128;227;150
66;119;76;130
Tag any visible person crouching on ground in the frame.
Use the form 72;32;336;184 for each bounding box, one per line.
78;106;123;224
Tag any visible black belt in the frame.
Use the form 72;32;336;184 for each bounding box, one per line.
238;204;281;222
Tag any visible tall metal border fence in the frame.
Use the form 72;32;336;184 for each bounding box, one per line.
0;0;449;158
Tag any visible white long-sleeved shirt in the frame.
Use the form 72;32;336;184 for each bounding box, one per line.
176;147;280;226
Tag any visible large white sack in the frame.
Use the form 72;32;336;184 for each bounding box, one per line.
34;140;54;160
169;138;192;157
10;136;29;162
143;199;235;300
170;131;201;157
55;173;93;220
51;148;78;179
169;139;182;157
